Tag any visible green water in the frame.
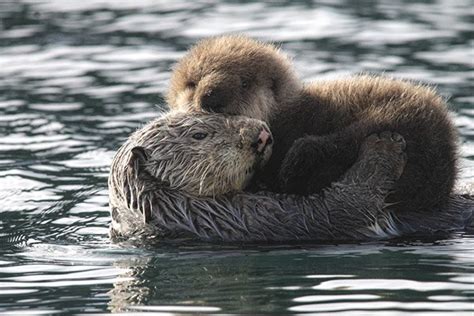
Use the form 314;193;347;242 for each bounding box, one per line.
0;0;473;314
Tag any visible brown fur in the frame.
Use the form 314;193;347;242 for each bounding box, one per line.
109;111;410;241
108;112;472;242
167;35;458;214
168;35;301;122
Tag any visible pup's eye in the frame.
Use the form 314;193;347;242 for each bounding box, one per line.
186;81;196;89
241;80;249;89
192;132;208;140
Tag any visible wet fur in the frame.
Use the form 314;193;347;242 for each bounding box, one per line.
168;35;458;214
108;112;473;242
109;111;272;198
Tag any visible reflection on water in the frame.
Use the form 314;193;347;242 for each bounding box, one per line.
0;0;473;314
106;240;474;314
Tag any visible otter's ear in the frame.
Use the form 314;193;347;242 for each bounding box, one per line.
129;146;149;168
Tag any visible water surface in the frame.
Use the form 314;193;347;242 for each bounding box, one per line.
0;0;473;314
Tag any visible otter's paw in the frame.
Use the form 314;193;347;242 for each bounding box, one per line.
361;131;406;155
358;131;407;184
279;137;325;193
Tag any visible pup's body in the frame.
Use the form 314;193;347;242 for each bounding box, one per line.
266;76;457;213
168;35;458;213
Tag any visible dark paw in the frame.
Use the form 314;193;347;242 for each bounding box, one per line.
280;135;354;194
361;131;406;154
279;137;319;193
360;131;407;181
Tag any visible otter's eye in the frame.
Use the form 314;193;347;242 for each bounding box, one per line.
186;81;196;89
192;132;208;140
241;80;249;89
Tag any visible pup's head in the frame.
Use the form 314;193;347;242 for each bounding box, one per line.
167;35;301;122
113;111;272;196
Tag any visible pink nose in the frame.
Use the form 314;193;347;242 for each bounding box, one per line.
253;129;272;153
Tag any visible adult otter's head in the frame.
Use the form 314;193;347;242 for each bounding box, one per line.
167;35;301;122
111;111;272;197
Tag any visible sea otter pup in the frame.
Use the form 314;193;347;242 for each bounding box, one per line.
167;35;458;214
108;111;472;242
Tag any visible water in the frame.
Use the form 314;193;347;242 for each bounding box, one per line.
0;0;473;314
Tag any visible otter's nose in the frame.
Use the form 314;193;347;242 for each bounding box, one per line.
251;129;273;154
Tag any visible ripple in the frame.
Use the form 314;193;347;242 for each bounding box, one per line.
289;301;474;312
416;46;474;66
294;294;380;303
0;25;44;39
0;176;56;213
129;305;221;313
24;0;179;12
351;21;454;45
93;47;182;63
0;0;472;314
0;134;86;153
58;149;113;169
311;279;473;291
29;103;83;112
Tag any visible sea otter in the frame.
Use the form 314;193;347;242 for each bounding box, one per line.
108;111;472;243
167;35;458;214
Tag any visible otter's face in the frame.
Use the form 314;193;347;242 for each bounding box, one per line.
167;35;300;123
129;111;272;196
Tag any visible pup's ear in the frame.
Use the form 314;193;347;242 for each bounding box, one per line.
129;146;148;168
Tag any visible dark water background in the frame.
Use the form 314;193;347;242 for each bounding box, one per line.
0;0;473;314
